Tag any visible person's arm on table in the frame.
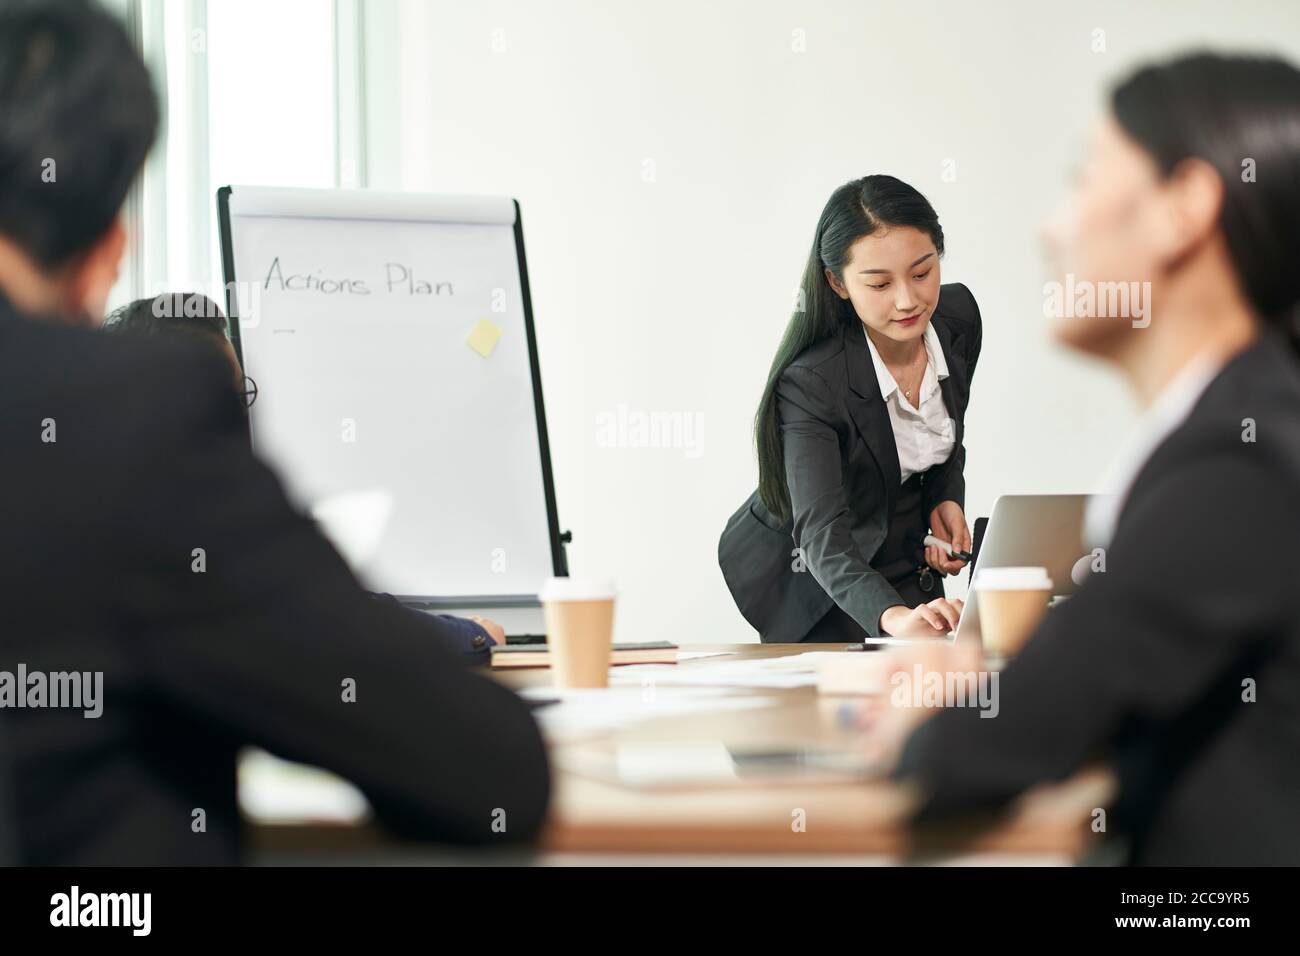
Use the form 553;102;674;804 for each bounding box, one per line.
889;442;1293;819
370;593;503;666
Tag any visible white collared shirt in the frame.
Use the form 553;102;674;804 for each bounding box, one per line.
1083;352;1224;549
863;323;956;483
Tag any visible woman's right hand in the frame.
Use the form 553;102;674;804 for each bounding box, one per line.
879;598;964;637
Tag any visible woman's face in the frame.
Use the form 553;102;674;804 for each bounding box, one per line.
826;225;940;346
1041;116;1169;355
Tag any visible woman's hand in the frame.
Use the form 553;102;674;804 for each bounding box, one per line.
879;598;965;637
926;500;972;576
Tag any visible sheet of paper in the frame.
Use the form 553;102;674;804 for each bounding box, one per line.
521;685;777;739
610;654;834;689
614;741;739;786
751;651;851;670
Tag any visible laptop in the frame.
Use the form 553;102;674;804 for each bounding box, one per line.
865;493;1103;646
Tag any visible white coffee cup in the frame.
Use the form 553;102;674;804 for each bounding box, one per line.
974;566;1053;657
539;577;616;688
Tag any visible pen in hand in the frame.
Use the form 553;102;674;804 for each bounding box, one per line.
923;533;972;563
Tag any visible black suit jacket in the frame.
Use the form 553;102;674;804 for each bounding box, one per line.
895;329;1300;865
0;297;550;865
719;283;983;641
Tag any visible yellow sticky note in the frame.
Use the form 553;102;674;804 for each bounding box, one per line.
465;318;502;358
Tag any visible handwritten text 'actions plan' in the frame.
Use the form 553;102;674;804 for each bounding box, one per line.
263;257;453;296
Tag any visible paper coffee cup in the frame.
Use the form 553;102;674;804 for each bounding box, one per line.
974;566;1053;657
539;577;616;688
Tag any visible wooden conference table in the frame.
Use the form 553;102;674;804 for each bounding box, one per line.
250;643;1114;864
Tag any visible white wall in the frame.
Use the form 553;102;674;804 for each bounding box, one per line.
361;0;1300;643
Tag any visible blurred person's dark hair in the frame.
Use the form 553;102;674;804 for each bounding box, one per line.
106;293;252;407
0;0;158;270
1112;51;1300;347
105;292;229;343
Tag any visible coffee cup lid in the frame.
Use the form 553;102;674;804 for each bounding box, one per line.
538;577;616;602
973;566;1053;591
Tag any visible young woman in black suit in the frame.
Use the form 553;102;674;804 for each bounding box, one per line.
719;176;981;642
886;52;1300;865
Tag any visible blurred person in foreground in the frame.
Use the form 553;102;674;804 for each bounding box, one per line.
0;0;547;865
881;51;1300;866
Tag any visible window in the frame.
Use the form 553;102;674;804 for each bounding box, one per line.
111;0;346;315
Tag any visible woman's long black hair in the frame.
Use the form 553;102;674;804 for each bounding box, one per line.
1111;51;1300;345
754;175;944;520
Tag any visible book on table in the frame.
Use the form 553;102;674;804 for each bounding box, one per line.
490;641;678;668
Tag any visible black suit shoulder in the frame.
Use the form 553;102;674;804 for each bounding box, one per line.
1202;331;1300;461
934;281;980;327
1133;330;1300;502
784;330;849;380
2;307;222;396
933;282;982;373
2;310;241;459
